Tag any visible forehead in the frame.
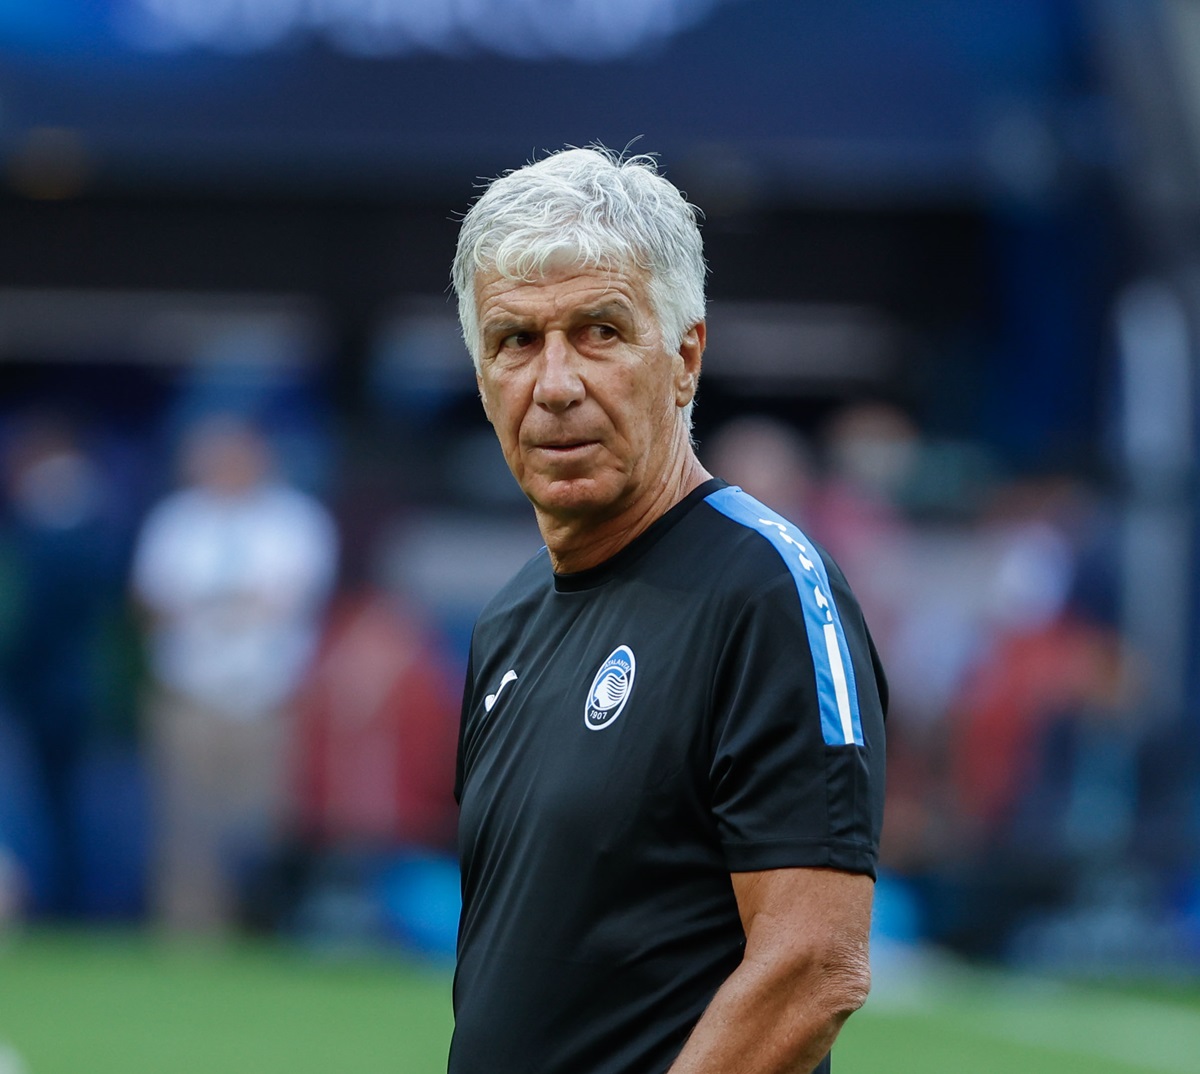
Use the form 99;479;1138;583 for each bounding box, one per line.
475;262;653;325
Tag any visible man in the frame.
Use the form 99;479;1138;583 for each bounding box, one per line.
449;146;886;1074
132;413;338;932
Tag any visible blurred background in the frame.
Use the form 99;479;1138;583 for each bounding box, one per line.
1;0;1200;1071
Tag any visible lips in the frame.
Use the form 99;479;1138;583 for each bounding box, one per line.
531;437;599;453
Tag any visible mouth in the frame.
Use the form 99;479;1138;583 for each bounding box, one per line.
535;440;598;454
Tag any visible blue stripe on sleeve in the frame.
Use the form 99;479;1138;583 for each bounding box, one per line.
705;485;864;747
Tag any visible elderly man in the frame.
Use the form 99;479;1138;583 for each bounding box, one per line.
449;147;886;1074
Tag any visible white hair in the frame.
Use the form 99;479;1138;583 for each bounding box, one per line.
451;146;707;423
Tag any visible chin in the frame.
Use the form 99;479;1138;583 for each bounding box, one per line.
528;476;624;520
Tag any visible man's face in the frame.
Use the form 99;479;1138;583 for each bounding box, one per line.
474;262;703;530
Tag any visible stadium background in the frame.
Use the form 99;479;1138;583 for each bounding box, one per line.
1;1;1199;1070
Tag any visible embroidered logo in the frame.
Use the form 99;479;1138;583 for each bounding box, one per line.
484;669;518;713
584;645;636;731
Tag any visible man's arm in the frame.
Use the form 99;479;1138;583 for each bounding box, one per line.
668;867;874;1074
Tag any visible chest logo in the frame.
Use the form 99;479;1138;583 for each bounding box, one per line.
484;669;518;713
584;645;636;731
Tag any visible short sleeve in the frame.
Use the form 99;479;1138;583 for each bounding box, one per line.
708;558;886;878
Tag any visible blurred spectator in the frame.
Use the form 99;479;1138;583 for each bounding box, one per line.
251;587;463;947
704;414;819;525
895;475;1145;958
292;590;460;853
927;625;1137;960
132;413;338;934
811;401;918;577
0;413;129;917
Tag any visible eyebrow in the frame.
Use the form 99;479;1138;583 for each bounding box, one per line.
482;300;634;337
581;301;635;322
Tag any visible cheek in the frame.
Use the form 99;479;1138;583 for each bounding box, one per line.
481;377;518;431
630;369;676;436
608;367;659;431
488;389;535;467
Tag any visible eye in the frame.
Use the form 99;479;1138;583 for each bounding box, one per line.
500;331;535;351
584;323;618;343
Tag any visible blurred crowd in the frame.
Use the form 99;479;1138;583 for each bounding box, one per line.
0;396;466;954
707;403;1195;974
0;383;1196;974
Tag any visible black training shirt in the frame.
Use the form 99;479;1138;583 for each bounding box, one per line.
451;479;887;1074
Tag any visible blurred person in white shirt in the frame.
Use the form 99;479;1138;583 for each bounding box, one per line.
132;412;337;933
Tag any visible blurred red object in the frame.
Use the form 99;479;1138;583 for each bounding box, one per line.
293;592;460;852
951;615;1134;832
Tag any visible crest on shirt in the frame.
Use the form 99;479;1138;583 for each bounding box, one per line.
584;644;636;731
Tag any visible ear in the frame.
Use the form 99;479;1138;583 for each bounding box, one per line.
673;322;706;408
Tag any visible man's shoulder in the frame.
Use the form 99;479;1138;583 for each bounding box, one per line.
675;484;838;598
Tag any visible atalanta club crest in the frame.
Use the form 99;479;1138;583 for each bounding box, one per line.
585;645;636;730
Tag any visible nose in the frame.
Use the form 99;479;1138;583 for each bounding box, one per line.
532;332;585;412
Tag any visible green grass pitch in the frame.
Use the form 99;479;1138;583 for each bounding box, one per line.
1;931;1197;1073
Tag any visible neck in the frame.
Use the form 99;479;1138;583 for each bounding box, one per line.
539;452;711;574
